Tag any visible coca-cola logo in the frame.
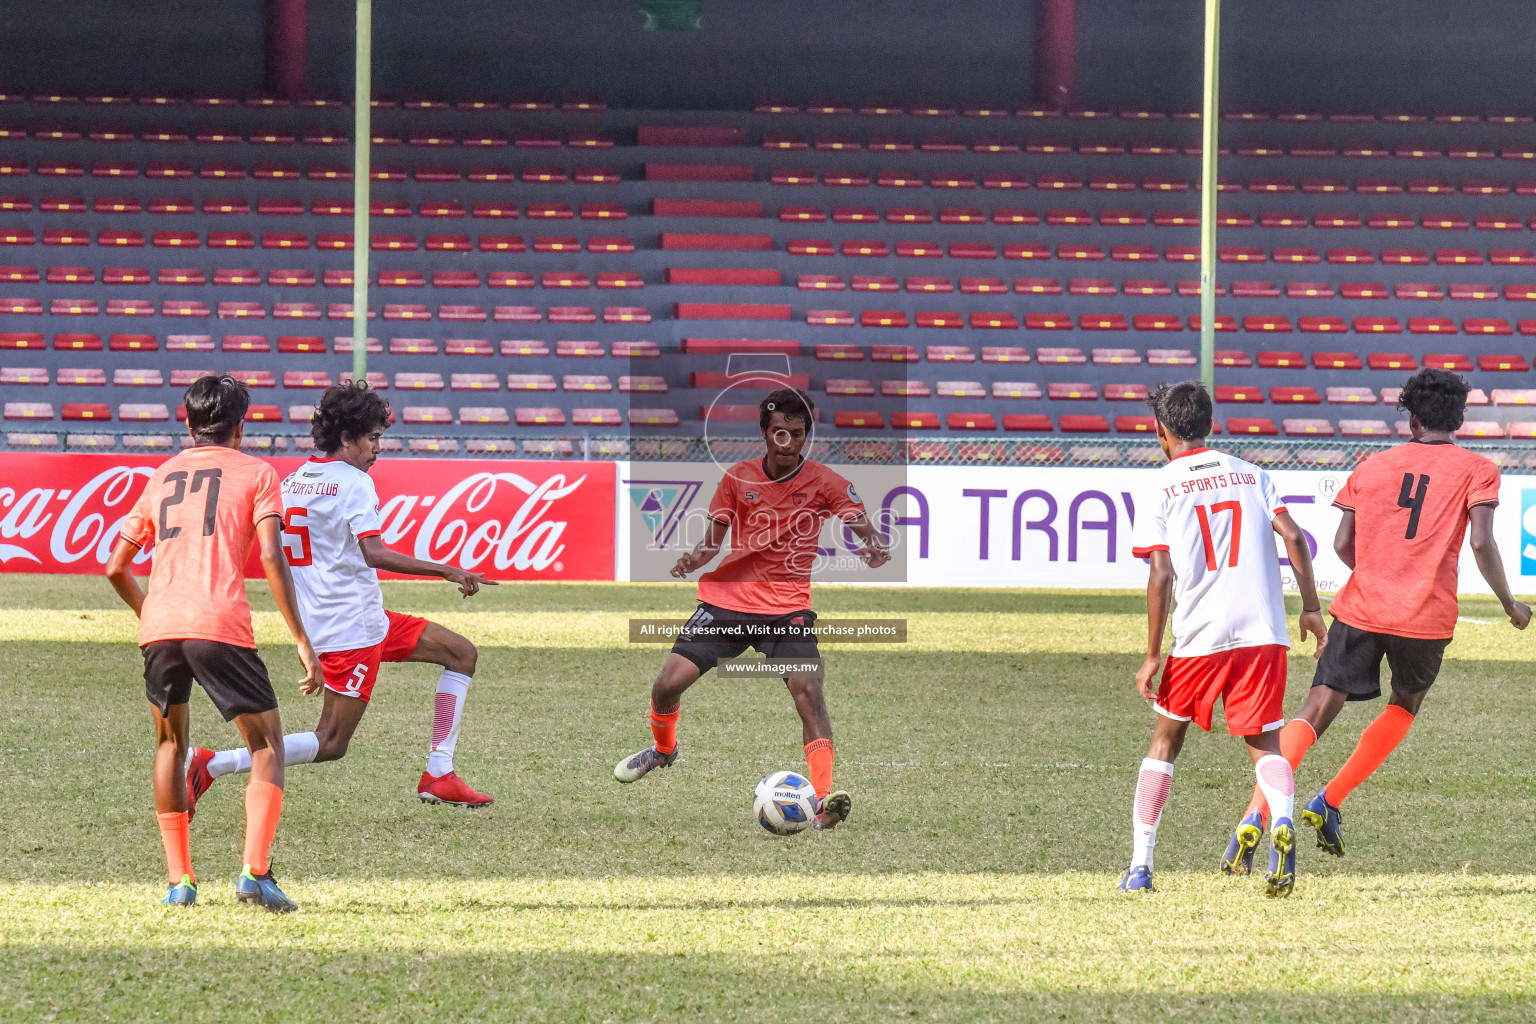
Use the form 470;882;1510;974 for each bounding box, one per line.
380;471;587;572
0;466;155;566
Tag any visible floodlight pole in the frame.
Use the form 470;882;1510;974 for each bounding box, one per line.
351;0;372;382
1198;0;1220;390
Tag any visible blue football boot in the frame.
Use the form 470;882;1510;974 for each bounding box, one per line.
235;867;298;914
1221;810;1265;876
1117;865;1154;892
1265;818;1297;898
162;875;197;907
1300;789;1346;857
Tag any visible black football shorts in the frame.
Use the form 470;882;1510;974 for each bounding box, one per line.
670;602;821;675
1311;618;1450;702
143;639;280;721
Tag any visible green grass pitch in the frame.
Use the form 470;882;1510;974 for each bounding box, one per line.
3;575;1535;1022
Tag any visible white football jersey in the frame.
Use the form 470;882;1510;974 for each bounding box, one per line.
1130;447;1291;657
279;457;390;653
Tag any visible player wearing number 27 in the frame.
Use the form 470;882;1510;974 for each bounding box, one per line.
106;374;319;912
1121;381;1327;897
186;382;498;812
1221;368;1530;869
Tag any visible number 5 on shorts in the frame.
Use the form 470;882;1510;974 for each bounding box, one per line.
346;662;369;693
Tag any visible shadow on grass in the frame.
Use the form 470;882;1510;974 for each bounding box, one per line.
6;636;1536;883
3;945;1530;1024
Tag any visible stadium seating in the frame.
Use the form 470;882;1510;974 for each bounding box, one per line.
7;97;1536;449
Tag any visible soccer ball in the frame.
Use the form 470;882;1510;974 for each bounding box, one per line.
753;770;818;836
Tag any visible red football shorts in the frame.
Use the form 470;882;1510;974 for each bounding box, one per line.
1155;644;1288;736
318;610;430;704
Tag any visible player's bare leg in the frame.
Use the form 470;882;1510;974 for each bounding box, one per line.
615;654;698;782
312;690;369;761
784;671;848;830
1122;715;1188;892
403;621;491;807
150;702;197;905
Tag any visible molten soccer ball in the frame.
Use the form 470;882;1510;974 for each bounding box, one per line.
753;770;818;836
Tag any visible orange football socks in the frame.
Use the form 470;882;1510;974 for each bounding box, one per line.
1246;719;1317;826
649;701;680;755
804;738;834;798
1325;704;1414;807
156;810;193;885
242;779;284;876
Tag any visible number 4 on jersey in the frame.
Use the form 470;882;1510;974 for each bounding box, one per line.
1194;501;1243;570
1398;473;1430;539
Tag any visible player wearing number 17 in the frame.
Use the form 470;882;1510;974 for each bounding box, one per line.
1120;381;1327;897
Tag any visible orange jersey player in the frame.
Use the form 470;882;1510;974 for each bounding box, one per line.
106;374;318;913
612;388;889;830
1221;367;1530;870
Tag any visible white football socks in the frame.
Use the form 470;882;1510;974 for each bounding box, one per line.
1254;753;1296;827
1130;758;1175;870
206;731;320;778
426;670;471;778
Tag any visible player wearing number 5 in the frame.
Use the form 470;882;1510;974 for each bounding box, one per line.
107;374;319;912
1221;368;1531;867
187;382;498;813
1121;381;1327;897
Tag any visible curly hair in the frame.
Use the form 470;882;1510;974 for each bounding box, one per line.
759;387;815;431
1397;367;1469;432
310;381;392;454
184;373;250;445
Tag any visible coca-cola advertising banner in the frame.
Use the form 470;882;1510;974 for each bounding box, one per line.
0;454;616;581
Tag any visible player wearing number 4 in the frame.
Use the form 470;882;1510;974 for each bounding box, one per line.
1122;381;1327;897
187;382;499;813
1221;368;1530;869
614;389;889;831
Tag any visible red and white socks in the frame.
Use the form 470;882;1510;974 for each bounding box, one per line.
1254;753;1296;826
207;732;319;779
426;670;471;778
1130;758;1174;870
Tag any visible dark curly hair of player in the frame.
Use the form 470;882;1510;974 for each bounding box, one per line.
1397;367;1469;432
310;381;393;454
1146;379;1212;442
759;387;815;432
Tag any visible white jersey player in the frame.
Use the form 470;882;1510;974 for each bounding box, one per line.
186;382;499;810
1118;381;1326;898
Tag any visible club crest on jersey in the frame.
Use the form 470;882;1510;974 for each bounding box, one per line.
792;491;810;506
744;489;760;502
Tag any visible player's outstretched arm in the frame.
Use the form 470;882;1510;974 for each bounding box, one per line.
357;535;496;598
1136;550;1174;700
104;538;147;617
257;516;319;691
1468;504;1532;629
1273;510;1328;658
671;517;729;578
845;513;890;569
